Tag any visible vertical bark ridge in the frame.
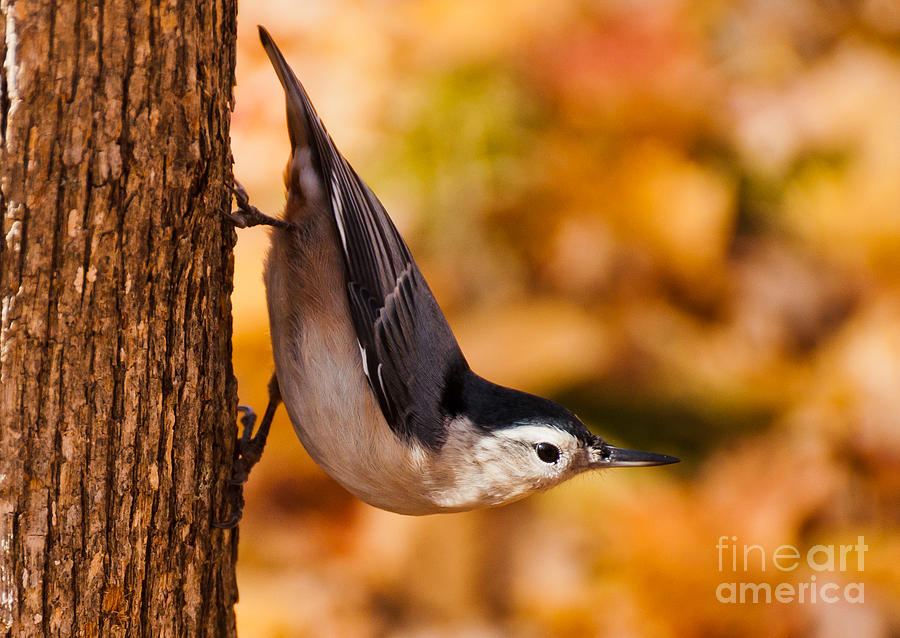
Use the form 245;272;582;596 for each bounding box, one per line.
0;1;240;636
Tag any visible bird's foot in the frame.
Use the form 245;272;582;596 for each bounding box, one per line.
214;404;261;529
224;181;296;230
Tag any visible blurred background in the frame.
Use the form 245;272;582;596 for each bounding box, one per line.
228;1;900;636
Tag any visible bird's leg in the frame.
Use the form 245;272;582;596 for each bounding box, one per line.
224;180;296;230
212;405;255;529
215;376;283;529
236;377;281;480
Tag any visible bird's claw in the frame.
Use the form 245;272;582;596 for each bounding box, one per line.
224;181;264;228
215;404;259;529
229;181;251;207
223;180;296;230
212;506;243;530
237;404;257;443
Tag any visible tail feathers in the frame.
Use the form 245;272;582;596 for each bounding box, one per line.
258;26;316;155
259;26;334;212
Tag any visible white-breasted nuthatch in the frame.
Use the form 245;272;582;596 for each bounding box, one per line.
217;27;678;528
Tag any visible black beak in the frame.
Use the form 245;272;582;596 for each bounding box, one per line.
590;443;680;468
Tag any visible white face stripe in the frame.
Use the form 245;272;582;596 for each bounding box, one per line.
422;418;588;511
493;424;580;453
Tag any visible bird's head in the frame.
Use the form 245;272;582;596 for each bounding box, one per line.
426;373;678;511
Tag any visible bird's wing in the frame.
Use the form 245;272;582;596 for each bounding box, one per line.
260;27;466;450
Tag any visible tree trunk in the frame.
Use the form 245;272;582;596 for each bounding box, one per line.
0;1;239;636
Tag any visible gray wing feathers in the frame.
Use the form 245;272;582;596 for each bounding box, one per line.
372;266;461;448
260;27;465;449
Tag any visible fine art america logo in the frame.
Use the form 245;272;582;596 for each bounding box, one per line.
716;536;867;604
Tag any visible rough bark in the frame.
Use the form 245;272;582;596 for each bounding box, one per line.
0;1;239;636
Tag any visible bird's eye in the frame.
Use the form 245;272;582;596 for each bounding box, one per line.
535;443;560;463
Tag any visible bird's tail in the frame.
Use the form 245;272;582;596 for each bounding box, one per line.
258;26;338;216
258;26;319;156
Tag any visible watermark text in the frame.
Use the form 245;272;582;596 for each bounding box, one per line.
715;536;866;604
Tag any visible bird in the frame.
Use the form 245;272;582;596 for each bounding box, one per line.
216;26;678;528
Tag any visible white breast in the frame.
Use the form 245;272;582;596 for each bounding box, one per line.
264;216;448;514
